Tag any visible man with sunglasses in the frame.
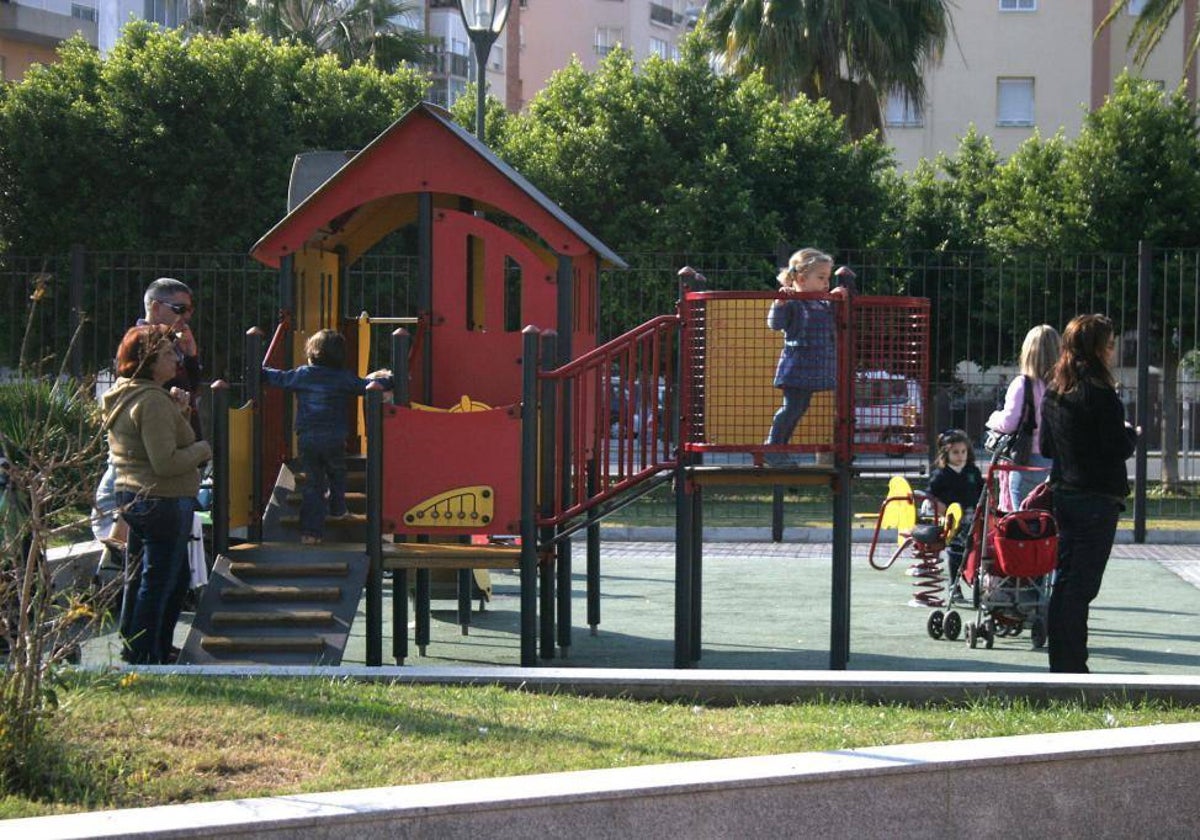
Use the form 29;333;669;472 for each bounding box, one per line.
140;277;202;440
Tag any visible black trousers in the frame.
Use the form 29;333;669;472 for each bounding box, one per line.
1048;490;1121;673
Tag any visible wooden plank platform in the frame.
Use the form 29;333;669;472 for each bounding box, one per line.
382;542;522;571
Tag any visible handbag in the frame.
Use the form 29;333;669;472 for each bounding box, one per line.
984;376;1035;465
990;509;1058;577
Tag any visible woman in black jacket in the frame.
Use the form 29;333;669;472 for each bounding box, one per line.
1039;314;1138;673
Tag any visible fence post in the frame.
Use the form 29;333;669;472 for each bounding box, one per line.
69;244;84;381
1135;242;1151;544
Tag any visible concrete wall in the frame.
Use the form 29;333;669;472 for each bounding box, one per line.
13;722;1200;839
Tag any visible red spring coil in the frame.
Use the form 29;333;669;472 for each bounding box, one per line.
907;541;946;608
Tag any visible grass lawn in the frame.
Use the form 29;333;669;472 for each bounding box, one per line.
3;674;1198;819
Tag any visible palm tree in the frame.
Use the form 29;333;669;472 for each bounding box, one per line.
1097;0;1200;70
700;0;953;139
189;0;429;71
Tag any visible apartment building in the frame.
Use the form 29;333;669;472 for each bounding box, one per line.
516;0;696;110
0;0;98;81
886;0;1198;170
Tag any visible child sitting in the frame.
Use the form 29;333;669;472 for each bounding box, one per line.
262;329;391;544
927;429;983;594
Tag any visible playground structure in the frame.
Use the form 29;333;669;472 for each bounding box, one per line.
189;102;931;670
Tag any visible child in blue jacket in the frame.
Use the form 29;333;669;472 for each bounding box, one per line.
263;329;391;544
764;248;844;466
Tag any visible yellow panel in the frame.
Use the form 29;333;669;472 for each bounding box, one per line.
228;402;254;529
703;298;833;446
403;485;495;528
291;247;342;368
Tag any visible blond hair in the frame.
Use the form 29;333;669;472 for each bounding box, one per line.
1019;324;1061;381
776;248;832;287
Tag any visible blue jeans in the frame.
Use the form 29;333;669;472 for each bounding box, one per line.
300;441;348;538
1008;453;1052;511
116;493;194;664
767;388;814;445
1048;489;1122;673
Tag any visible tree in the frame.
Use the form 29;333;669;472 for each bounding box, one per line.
1098;0;1200;72
0;23;429;254
699;0;953;139
249;0;429;72
496;42;896;261
188;0;429;72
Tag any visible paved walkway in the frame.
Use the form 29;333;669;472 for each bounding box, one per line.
83;538;1200;675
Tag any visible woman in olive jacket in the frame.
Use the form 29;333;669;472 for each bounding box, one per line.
103;325;211;663
1038;314;1138;673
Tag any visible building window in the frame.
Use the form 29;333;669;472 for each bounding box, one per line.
71;3;97;21
884;89;923;127
1127;0;1148;13
144;0;184;27
996;77;1034;126
595;26;623;56
999;0;1036;10
489;45;504;72
649;37;669;60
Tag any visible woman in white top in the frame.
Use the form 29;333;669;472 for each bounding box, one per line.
986;324;1061;510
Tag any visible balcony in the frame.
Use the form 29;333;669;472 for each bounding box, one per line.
0;3;97;47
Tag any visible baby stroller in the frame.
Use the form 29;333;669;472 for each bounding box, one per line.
958;459;1057;649
864;476;969;642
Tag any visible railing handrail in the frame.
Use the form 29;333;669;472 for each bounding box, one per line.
542;314;679;379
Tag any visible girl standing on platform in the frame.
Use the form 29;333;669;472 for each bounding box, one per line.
763;248;843;467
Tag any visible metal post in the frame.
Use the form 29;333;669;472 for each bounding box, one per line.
210;380;230;559
586;459;600;634
538;330;558;659
365;383;385;666
1134;241;1151;544
245;327;265;543
519;326;540;666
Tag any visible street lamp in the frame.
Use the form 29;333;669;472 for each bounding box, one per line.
456;0;511;143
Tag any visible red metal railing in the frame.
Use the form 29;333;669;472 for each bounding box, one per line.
537;315;680;526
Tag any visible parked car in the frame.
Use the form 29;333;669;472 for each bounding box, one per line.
609;376;667;439
855;370;923;446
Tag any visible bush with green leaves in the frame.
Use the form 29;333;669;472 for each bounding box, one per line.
0;22;429;254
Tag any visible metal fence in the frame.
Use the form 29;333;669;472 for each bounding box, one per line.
3;245;1197;510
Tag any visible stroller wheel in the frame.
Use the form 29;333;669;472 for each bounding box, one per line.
1031;617;1048;649
926;610;945;640
983;620;996;649
943;610;962;641
966;623;978;649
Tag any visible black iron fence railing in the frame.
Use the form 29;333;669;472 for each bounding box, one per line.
3;246;1198;512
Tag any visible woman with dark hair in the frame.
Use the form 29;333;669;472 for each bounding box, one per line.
1039;314;1138;673
102;325;211;664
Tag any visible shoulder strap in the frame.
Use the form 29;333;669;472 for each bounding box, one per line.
1019;375;1035;432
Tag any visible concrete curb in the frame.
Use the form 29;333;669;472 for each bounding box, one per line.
14;722;1200;838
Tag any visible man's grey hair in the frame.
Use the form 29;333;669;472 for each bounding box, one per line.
143;277;193;311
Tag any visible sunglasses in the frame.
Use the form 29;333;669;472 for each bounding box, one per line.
154;298;193;315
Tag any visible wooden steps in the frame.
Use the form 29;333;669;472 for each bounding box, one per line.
382;542;521;571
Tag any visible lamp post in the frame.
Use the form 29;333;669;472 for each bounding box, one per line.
456;0;511;143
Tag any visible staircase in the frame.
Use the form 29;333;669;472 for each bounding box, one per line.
179;542;367;665
180;458;371;665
